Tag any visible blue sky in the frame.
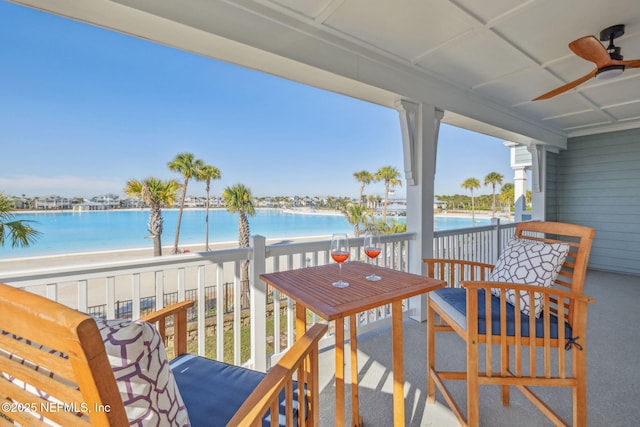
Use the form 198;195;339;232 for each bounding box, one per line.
0;1;515;199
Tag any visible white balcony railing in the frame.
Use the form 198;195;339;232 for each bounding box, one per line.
0;221;517;371
433;219;517;264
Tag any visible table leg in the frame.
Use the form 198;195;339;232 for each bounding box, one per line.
295;303;307;339
335;317;345;427
350;315;362;426
392;300;404;427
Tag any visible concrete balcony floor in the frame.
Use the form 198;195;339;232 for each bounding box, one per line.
315;270;639;426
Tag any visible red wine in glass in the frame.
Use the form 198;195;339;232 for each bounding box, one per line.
364;233;381;281
330;233;350;288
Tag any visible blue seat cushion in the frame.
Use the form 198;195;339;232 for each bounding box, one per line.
430;288;572;339
170;354;304;427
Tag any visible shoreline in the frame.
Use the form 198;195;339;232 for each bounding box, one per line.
0;210;512;273
0;234;335;273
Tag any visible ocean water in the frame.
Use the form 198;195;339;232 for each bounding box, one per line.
0;209;491;259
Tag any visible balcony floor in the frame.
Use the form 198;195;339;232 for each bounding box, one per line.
315;269;639;426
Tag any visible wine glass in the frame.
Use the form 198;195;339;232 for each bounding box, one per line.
330;233;350;288
364;232;382;281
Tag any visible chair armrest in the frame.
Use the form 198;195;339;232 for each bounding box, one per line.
462;281;595;304
462;281;594;341
227;322;328;427
140;300;194;357
423;258;495;287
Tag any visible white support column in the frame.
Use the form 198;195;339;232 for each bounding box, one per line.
250;235;268;372
397;99;420;186
513;166;528;221
396;100;443;321
528;144;546;221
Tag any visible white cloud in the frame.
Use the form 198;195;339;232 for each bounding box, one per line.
0;175;125;198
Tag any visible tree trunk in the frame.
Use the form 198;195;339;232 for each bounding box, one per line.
173;181;188;254
471;191;476;224
239;212;251;308
205;182;211;250
148;205;163;256
153;235;162;257
383;183;389;221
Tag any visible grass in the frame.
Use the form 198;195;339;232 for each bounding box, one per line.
178;313;291;364
173;308;321;364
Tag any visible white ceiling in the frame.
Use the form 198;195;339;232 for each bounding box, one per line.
11;0;640;148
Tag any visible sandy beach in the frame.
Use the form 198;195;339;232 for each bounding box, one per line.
0;234;334;272
0;234;337;309
0;209;509;273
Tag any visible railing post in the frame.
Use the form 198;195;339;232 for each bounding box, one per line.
250;235;268;372
491;218;500;264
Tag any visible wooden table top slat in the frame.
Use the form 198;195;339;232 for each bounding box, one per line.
260;261;445;320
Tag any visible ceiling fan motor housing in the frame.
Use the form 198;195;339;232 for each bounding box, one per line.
600;24;625;42
595;24;626;79
600;24;625;60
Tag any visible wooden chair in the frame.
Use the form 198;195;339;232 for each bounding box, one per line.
424;221;595;427
0;283;326;426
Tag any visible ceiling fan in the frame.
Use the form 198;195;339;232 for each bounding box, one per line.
533;24;640;101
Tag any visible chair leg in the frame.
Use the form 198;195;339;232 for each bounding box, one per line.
467;338;480;427
501;345;510;406
574;349;588;427
427;300;436;403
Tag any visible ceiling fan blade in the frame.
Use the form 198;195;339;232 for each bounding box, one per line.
569;36;611;68
622;59;640;69
532;69;597;101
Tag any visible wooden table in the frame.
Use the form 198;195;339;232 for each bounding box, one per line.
260;261;445;427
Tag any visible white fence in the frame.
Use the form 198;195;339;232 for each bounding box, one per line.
0;221;517;371
0;232;415;371
433;219;517;264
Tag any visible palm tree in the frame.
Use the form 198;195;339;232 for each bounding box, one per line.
374;166;402;221
168;152;205;254
461;177;481;223
223;184;256;301
484;172;504;217
195;164;222;250
353;170;373;205
0;193;40;248
500;183;514;211
124;177;179;256
342;203;371;237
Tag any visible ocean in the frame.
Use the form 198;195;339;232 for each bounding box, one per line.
0;209;491;259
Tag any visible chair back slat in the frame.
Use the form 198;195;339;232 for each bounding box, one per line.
514;222;594;326
0;284;129;426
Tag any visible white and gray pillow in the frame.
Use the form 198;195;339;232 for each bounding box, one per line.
489;237;570;318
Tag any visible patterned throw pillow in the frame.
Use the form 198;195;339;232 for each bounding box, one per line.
489;237;570;318
95;318;191;427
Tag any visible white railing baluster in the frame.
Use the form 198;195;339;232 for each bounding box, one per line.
287;297;294;348
233;262;241;366
273;255;281;356
215;262;224;361
106;277;115;319
77;280;87;313
177;267;186;302
46;283;57;302
155;271;164;311
132;274;140;320
197;265;206;357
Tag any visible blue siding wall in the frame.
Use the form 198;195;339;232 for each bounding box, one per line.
557;128;640;275
545;151;559;222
